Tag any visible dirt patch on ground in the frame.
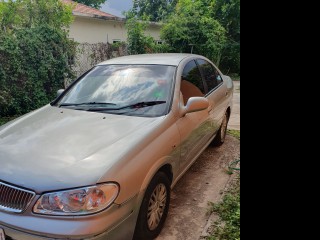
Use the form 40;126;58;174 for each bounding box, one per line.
157;136;240;240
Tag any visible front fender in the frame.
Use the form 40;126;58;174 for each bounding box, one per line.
98;117;180;206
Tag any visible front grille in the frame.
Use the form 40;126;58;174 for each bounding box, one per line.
0;182;35;213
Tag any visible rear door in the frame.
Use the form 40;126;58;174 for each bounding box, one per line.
197;59;227;134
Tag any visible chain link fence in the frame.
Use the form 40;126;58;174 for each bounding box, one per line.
66;42;128;86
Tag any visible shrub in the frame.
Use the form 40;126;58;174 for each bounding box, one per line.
0;26;76;116
0;0;76;117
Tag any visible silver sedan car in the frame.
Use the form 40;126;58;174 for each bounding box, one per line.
0;54;233;240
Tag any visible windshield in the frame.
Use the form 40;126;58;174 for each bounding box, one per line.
57;65;176;117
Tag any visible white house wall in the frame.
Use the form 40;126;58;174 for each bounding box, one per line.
68;16;126;43
68;16;162;44
145;25;162;41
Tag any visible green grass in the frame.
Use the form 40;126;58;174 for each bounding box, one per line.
208;130;240;239
227;129;240;140
229;74;240;81
208;178;240;240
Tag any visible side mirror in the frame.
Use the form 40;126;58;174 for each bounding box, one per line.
57;89;65;97
181;97;209;117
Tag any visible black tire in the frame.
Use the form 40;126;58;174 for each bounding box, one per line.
133;172;171;240
213;112;229;146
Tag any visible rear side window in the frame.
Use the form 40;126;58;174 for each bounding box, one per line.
197;59;223;93
182;60;205;94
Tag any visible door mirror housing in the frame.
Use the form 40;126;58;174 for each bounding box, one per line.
181;97;209;117
57;89;65;98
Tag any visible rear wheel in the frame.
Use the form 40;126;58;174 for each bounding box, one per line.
213;112;229;146
133;172;171;240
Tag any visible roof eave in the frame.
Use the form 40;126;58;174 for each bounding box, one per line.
73;11;125;22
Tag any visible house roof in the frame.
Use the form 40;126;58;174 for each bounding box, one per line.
62;0;121;20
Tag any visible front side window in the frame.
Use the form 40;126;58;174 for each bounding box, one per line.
57;65;176;117
180;60;205;105
197;59;223;93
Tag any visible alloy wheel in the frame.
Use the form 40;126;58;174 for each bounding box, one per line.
147;183;167;231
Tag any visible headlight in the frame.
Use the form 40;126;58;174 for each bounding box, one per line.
33;183;119;216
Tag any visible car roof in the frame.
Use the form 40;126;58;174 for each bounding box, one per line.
98;54;200;66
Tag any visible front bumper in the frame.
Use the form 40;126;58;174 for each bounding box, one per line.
0;195;139;240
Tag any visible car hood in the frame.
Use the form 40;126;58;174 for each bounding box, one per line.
0;105;164;193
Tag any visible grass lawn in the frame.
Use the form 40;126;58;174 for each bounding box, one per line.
227;129;240;140
208;177;240;240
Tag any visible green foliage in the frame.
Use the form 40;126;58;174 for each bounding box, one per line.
0;116;17;126
0;0;21;32
215;0;240;42
0;0;76;117
73;0;106;9
111;41;126;50
230;73;240;81
0;0;73;32
227;129;240;140
214;0;240;74
126;17;170;55
126;0;240;73
208;178;240;240
126;18;149;55
132;0;177;22
161;0;227;66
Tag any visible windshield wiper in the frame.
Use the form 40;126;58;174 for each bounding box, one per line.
59;102;117;108
87;101;167;112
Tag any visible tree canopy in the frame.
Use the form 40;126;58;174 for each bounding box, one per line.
0;0;73;32
214;0;240;73
73;0;106;9
161;0;227;66
131;0;177;22
126;0;240;73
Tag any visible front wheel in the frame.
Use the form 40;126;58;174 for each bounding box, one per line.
213;112;229;146
133;172;171;240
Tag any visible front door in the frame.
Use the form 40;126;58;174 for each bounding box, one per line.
176;60;213;171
